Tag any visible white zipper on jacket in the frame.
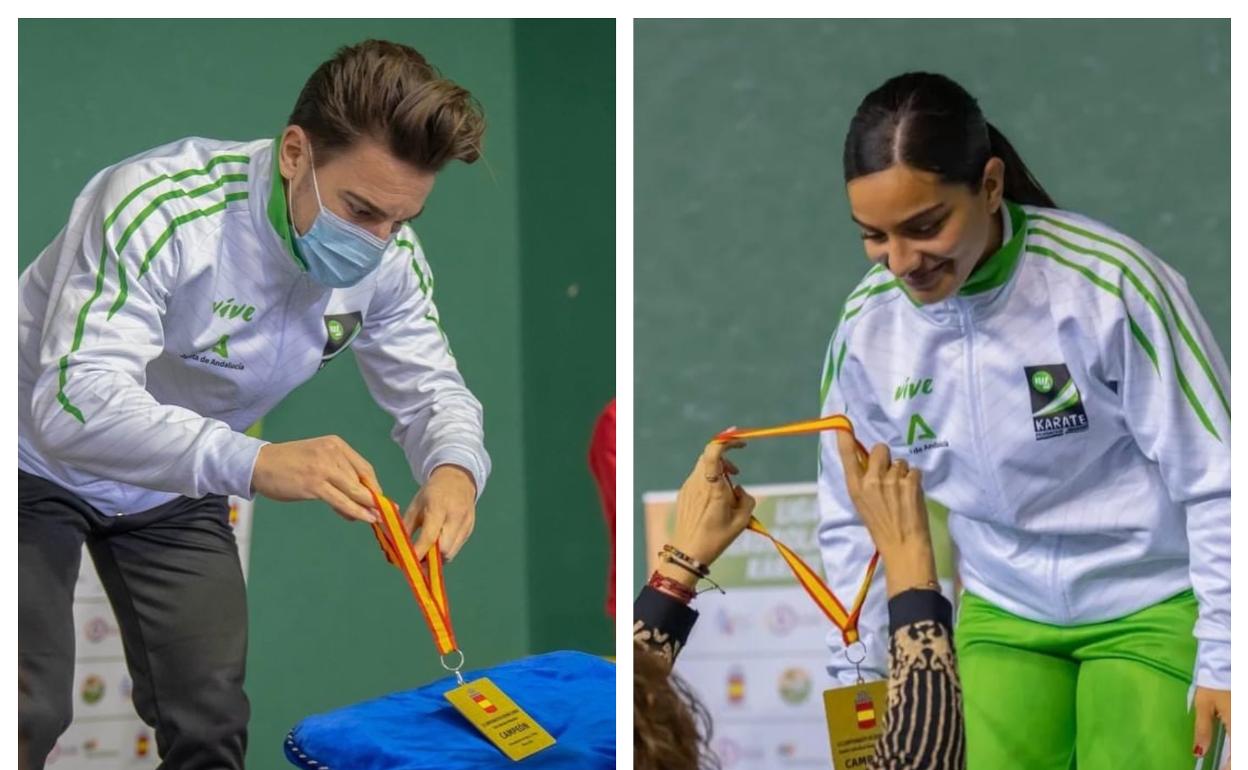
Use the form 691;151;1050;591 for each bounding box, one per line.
955;298;1010;523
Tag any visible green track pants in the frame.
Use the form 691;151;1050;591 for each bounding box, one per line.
956;590;1200;770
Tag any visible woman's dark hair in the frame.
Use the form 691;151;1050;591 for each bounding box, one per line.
843;72;1056;208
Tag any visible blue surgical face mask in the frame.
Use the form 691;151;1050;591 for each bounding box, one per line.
290;155;391;289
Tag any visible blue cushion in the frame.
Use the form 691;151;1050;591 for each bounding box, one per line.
284;650;615;770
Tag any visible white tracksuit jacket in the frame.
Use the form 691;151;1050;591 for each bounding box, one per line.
18;136;491;515
817;201;1230;689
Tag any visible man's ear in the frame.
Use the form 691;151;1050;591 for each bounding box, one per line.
278;125;308;182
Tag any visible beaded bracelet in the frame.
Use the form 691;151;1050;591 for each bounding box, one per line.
659;544;710;578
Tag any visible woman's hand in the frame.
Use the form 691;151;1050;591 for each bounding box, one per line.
835;431;938;598
1193;686;1231;766
660;439;756;590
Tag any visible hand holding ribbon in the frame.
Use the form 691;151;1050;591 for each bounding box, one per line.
712;414;879;646
367;485;463;682
833;433;939;600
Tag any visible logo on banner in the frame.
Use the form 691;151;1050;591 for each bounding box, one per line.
83;616;114;643
710;737;766;767
764;602;822;637
136;731;151;758
82;736;119;759
715;607;751;636
766;603;799;636
1025;364;1089;440
727;667;746;705
778;667;812;705
80;675;105;704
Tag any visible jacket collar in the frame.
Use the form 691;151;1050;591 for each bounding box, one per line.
908;200;1026;323
250;136;309;275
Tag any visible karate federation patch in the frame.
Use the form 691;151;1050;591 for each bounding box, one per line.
1025;364;1089;440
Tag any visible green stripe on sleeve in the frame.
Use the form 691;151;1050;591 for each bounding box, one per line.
107;173;248;318
1028;214;1229;419
104;155;250;314
833;339;848;384
57;153;251;422
139;191;250;277
820;271;899;405
395;238;430;295
845;265;887;301
842;279;902;323
818;332;838;408
1026;244;1219;442
104;154;249;233
1128;317;1161;374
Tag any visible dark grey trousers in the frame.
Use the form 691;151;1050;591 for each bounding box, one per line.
18;470;249;770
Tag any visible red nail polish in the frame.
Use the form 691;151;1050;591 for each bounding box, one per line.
1194;745;1205;758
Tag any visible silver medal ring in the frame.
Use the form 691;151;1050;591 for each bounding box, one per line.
845;640;867;665
440;649;467;685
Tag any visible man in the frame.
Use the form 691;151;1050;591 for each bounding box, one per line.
18;39;490;769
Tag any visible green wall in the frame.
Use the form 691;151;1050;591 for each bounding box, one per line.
515;20;617;653
634;19;1231;585
19;18;613;767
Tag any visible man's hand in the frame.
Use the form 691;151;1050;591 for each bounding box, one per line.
251;436;381;523
403;465;477;561
1194;686;1231;766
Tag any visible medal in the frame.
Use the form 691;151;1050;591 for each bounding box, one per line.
368;489;556;761
715;415;888;767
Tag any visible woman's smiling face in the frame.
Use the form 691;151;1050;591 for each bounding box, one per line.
847;159;1004;304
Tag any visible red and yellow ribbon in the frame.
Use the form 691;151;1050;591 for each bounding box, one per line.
368;489;457;656
714;413;878;645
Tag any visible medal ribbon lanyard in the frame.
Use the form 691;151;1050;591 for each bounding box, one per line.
367;488;465;684
713;414;880;646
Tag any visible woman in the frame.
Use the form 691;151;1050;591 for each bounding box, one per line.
818;72;1230;769
636;439;963;769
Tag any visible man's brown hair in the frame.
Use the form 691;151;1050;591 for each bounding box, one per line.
288;39;485;172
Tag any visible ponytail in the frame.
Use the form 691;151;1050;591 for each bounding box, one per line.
845;72;1056;209
986;122;1056;208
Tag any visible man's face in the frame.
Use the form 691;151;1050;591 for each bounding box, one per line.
278;126;435;243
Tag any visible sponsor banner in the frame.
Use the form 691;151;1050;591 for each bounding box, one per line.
645;484;826;590
73;661;134;720
673;653;831;719
46;721;159;768
55;494;254;768
706;717;836;769
686;588;832;655
644;482;957;770
230;495;255;580
73;601;124;662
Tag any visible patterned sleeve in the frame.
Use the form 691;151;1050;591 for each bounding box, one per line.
870;589;964;770
633;586;700;666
